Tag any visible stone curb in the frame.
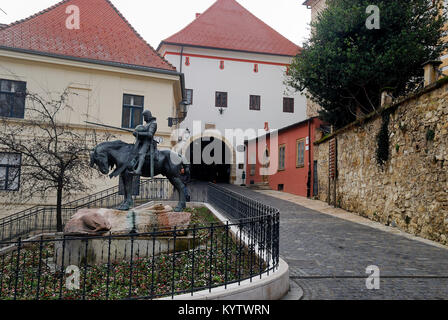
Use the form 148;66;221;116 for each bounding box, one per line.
155;201;292;300
157;258;291;300
281;279;304;300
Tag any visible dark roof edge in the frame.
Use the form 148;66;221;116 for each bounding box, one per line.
0;46;182;77
157;41;300;58
245;116;319;143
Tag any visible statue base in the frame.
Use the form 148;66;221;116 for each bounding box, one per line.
63;203;191;235
56;203;193;266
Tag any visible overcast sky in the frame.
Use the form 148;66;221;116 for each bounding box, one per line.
0;0;312;48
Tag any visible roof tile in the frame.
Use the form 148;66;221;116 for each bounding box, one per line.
0;0;176;71
161;0;301;56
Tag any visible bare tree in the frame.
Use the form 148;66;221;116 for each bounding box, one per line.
0;88;112;231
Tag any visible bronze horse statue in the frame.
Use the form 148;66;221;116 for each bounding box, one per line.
90;140;190;211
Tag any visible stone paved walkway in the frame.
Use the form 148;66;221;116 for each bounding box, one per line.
219;184;448;300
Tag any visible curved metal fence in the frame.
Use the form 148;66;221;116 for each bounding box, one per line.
0;183;280;300
0;179;188;242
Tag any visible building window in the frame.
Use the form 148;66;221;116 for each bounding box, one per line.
278;145;286;171
122;94;144;129
185;89;193;105
296;139;305;168
249;164;256;176
215;92;228;108
0;79;26;119
0;153;21;191
283;97;294;113
278;184;284;191
249;95;261;111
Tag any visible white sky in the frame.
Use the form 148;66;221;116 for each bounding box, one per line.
0;0;312;48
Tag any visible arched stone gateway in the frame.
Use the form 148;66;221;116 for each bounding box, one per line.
184;133;236;183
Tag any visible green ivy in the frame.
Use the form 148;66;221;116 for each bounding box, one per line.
426;128;435;142
285;0;448;128
376;110;391;166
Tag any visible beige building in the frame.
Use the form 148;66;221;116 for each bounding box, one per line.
0;0;185;218
303;0;327;23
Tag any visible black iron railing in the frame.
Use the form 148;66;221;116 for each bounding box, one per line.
0;178;185;243
207;184;280;270
0;183;280;300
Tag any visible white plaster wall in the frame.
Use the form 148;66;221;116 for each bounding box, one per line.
159;45;307;184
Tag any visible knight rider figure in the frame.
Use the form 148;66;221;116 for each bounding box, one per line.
132;109;157;176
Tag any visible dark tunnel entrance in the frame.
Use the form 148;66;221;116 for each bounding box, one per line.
186;136;232;183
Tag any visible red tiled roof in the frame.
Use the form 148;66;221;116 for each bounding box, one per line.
0;0;176;71
160;0;301;57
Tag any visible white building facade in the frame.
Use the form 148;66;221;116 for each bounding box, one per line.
158;0;307;184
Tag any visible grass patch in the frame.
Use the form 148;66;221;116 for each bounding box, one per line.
187;206;220;226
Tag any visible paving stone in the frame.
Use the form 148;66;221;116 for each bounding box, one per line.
219;184;448;300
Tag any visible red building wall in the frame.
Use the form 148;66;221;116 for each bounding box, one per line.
246;118;323;197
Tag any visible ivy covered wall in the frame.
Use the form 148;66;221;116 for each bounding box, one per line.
315;79;448;244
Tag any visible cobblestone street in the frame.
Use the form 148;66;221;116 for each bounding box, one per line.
220;184;448;300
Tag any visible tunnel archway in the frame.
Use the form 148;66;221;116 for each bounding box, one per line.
185;136;232;183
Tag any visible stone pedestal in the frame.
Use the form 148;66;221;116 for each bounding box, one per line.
63;203;191;235
54;234;195;267
56;203;193;266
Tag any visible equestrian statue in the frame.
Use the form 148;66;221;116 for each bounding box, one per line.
88;109;190;212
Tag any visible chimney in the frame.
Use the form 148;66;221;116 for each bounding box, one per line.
196;13;201;18
422;60;442;87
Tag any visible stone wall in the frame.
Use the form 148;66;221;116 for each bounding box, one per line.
306;97;322;118
315;80;448;245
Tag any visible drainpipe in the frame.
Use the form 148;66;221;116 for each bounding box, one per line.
179;46;184;73
307;118;312;198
